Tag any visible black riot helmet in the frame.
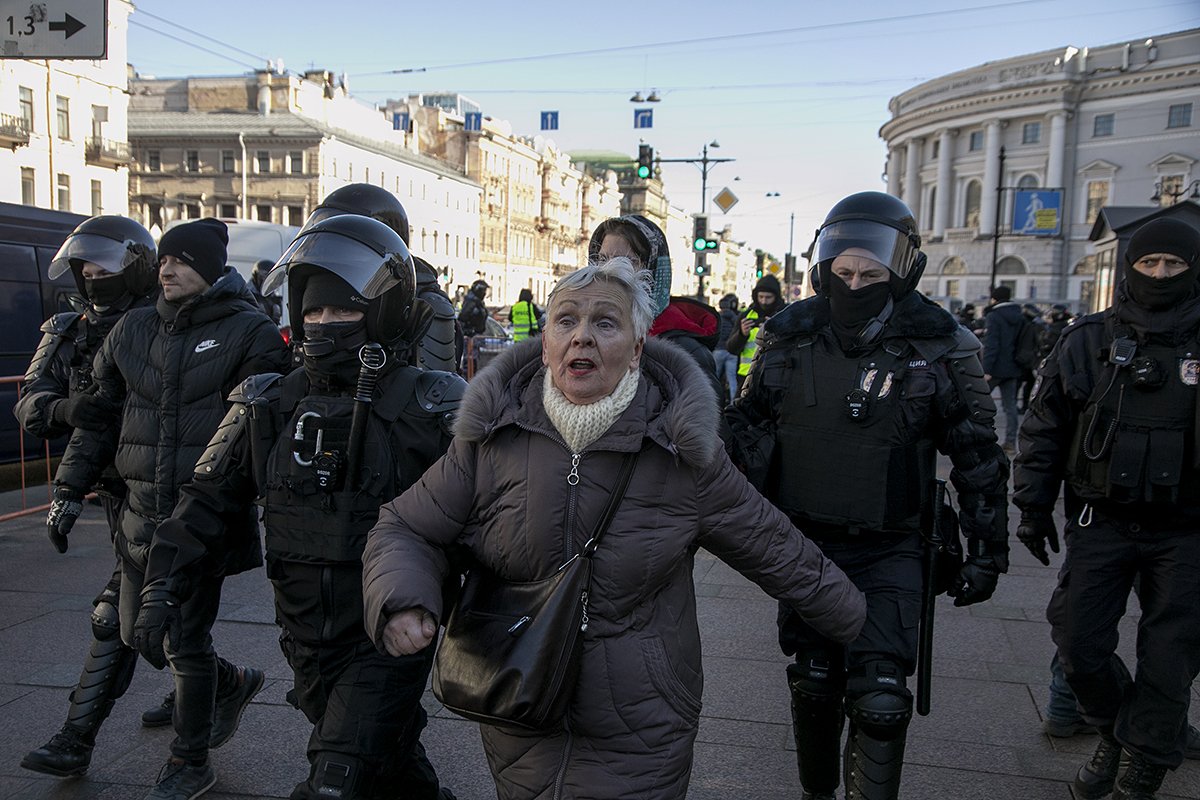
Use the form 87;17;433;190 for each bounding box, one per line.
262;214;416;351
812;192;926;298
48;215;158;300
302;183;411;245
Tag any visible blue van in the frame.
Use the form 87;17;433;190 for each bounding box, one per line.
0;202;89;464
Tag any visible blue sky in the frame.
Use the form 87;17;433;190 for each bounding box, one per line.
127;0;1199;258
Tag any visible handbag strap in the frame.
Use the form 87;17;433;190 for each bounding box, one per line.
580;447;641;557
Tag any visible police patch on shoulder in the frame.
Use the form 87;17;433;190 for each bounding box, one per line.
1180;359;1199;386
907;358;929;369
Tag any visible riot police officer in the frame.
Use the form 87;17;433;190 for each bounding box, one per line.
16;216;165;777
302;183;459;372
1015;217;1200;800
726;192;1010;800
133;214;464;800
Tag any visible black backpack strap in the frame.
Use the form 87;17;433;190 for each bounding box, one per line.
581;447;642;556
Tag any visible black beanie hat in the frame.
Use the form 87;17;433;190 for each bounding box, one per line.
302;272;370;315
1126;218;1200;269
158;219;228;286
990;285;1012;302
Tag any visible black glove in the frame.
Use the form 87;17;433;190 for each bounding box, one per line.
133;580;183;670
52;392;116;430
45;487;84;553
1016;509;1060;567
949;556;1000;607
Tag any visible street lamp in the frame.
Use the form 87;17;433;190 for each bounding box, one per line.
1151;178;1200;204
765;192;781;198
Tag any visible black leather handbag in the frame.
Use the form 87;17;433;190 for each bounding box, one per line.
432;450;639;730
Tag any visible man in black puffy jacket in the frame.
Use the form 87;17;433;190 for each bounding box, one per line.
53;218;291;800
981;285;1025;451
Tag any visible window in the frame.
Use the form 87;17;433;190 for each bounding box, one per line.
147;149;161;171
56;96;70;140
91;105;107;139
256;205;272;222
286;206;304;225
964;181;982;228
364;167;370;185
1167;103;1192;129
57;173;70;211
1086;180;1109;224
1018;174;1039;190
1022;121;1041;144
289;151;303;175
1157;175;1185;207
942;257;967;275
21;168;35;205
1093;113;1114;137
945;279;960;298
219;203;237;218
90;180;102;216
997;256;1026;274
969;131;983;151
18;87;33;131
221;150;235;173
931;140;939;159
185;150;199;172
257;151;270;173
184;202;200;219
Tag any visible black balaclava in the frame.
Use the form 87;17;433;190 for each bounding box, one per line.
301;273;372;389
1123;217;1200;310
828;274;895;351
83;272;132;310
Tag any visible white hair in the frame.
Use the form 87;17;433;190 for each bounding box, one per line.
548;257;655;339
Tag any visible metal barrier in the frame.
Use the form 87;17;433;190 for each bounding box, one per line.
462;336;513;380
0;374;55;522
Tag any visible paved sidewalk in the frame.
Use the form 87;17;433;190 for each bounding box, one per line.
0;491;1196;799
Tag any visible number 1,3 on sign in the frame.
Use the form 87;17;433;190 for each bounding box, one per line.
1;1;104;59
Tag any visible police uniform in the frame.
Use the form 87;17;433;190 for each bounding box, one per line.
1014;217;1200;797
138;215;465;800
727;192;1010;800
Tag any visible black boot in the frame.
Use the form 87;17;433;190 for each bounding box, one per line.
20;725;94;777
787;661;845;799
1113;753;1168;800
143;690;176;728
1075;730;1123;799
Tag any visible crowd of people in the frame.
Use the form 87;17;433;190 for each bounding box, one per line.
12;185;1199;800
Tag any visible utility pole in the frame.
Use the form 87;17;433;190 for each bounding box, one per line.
988;146;1006;293
658;142;734;301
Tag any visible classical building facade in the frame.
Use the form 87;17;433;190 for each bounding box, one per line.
880;28;1200;312
0;0;134;215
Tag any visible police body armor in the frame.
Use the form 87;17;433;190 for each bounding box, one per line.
770;335;937;534
261;371;418;564
1068;334;1200;506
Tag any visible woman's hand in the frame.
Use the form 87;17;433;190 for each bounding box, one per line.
383;608;437;656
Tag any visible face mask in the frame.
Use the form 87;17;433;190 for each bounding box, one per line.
302;321;369;388
1124;267;1200;310
829;276;891;328
84;274;130;309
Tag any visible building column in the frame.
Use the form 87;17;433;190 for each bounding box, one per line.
886;147;902;197
1046;111;1067;189
979;119;1003;237
903;138;923;211
934;129;955;239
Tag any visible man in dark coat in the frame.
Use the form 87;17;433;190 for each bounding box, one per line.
726;273;786;393
53;218;291;800
134;215;463;800
981;285;1025;450
1014;217;1200;800
714;293;740;403
589;214;724;408
18;216;170;778
727;192;1010;800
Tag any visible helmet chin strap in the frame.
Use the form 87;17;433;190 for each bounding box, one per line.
855;295;894;348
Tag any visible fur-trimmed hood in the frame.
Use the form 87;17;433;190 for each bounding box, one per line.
454;336;721;469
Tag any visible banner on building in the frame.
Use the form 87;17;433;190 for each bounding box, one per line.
1011;189;1062;236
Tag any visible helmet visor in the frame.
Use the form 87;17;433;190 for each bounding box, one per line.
297;206;343;236
814;220;918;278
48;233;135;279
262;229;403;299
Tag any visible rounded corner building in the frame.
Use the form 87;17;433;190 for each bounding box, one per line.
880;28;1200;313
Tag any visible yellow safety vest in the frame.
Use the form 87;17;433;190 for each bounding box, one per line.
511;301;538;342
737;309;761;376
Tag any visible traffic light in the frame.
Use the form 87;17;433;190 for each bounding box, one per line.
755;251;765;278
637;144;654;179
694;252;708;276
693;214;708;252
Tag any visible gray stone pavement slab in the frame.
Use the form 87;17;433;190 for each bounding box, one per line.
2;485;1198;799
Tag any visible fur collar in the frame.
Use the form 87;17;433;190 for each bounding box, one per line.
764;292;958;342
454;337;721;469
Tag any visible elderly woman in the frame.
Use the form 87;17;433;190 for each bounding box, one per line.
362;258;866;799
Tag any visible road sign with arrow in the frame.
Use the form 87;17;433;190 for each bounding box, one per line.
1;1;107;59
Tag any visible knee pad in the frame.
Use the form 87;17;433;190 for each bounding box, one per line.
846;660;912;741
787;650;845;704
90;600;121;641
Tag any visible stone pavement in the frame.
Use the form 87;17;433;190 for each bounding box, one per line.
0;489;1196;800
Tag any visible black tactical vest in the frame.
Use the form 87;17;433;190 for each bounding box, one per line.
770;335;938;533
261;379;408;563
1068;337;1200;505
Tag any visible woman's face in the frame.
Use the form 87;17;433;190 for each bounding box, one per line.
598;233;645;270
542;282;642;405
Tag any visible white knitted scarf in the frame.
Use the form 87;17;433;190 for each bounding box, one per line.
542;367;640;454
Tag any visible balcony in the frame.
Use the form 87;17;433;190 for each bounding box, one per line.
0;113;31;148
85;136;132;168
